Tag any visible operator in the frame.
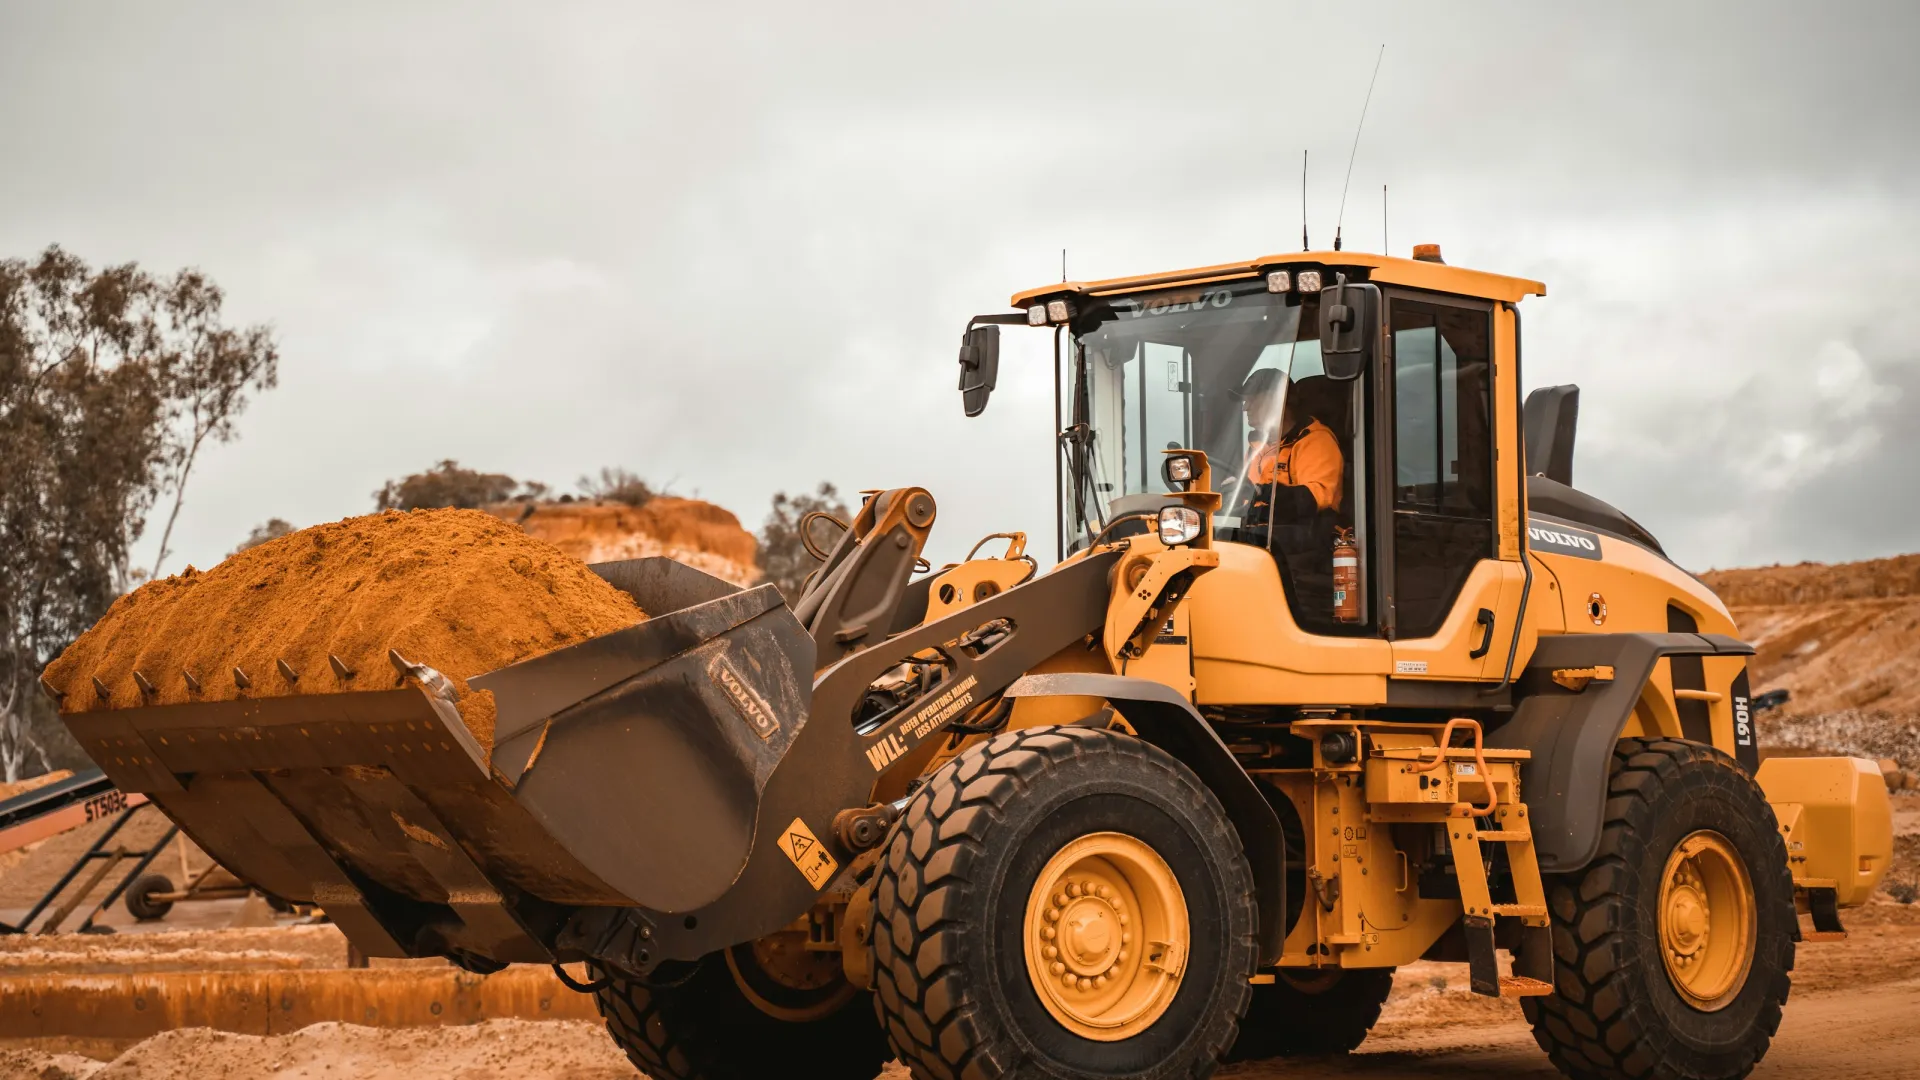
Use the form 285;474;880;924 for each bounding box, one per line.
1238;368;1344;522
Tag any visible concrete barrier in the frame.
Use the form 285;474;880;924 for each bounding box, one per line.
0;966;600;1039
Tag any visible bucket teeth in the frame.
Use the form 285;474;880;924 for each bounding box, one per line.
276;659;300;683
388;649;457;704
91;677;111;703
233;666;252;690
329;654;356;680
133;670;157;697
183;669;202;694
37;676;64;704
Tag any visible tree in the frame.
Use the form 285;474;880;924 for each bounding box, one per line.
1;246;275;780
147;272;279;577
578;467;655;508
373;460;540;511
233;518;296;555
758;482;852;602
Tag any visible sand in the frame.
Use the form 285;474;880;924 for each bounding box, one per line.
42;509;646;749
493;496;760;587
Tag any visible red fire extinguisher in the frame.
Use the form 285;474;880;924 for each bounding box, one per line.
1333;527;1361;623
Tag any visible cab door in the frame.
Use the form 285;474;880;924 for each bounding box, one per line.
1379;293;1524;681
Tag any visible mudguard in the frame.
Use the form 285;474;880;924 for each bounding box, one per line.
1488;632;1756;873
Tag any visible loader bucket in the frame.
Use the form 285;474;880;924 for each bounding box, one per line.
61;558;863;967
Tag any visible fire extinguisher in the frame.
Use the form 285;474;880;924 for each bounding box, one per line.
1333;527;1361;623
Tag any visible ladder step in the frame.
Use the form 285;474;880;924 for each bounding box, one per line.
1472;830;1531;842
1803;930;1848;943
1499;975;1555;998
1490;904;1547;917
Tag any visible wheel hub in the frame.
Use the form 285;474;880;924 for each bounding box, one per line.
1657;831;1755;1011
1023;832;1189;1041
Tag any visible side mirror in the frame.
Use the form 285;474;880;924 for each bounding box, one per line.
958;324;1000;417
1318;277;1379;381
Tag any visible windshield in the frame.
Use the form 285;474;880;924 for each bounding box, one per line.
1062;278;1325;548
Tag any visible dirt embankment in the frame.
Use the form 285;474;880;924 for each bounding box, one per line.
490;497;759;587
42;508;646;750
1701;553;1920;718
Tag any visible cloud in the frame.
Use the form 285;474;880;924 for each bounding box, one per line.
1;1;1915;574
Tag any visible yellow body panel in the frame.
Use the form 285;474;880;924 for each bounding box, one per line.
1757;757;1893;907
1187;543;1390;705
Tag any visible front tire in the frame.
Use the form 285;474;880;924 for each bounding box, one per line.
592;943;889;1080
1523;738;1795;1080
870;725;1258;1080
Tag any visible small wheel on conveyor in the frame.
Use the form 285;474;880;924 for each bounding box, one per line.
123;873;175;922
592;933;890;1080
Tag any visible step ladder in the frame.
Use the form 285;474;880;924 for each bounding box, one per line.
1445;800;1554;998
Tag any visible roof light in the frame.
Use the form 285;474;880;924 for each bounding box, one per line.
1265;270;1291;293
1158;506;1202;546
1027;304;1048;326
1296;270;1323;293
1412;243;1445;264
1046;299;1074;324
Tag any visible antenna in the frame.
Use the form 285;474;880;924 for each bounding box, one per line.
1333;44;1386;253
1382;184;1389;256
1301;150;1310;251
1061;248;1067;282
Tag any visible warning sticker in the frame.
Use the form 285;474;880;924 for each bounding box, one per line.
778;817;840;890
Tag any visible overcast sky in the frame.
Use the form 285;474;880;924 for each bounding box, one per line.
3;2;1917;576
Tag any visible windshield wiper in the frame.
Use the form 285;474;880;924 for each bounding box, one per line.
1056;423;1105;541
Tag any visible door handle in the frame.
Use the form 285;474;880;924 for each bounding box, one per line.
1469;608;1496;659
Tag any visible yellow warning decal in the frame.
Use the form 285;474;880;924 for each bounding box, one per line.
778;816;840;890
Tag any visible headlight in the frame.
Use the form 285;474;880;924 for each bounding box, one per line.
1026;304;1048;326
1265;270;1291;293
1162;454;1194;487
1158;506;1203;545
1046;298;1074;324
1296;270;1323;293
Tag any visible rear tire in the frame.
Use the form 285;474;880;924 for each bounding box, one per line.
1226;967;1395;1060
870;725;1258;1080
124;873;175;922
592;946;889;1080
1522;738;1795;1080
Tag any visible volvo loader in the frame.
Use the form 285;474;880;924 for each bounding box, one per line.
52;247;1892;1080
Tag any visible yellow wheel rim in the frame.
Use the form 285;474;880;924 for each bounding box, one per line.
725;932;855;1022
1022;831;1189;1041
1657;830;1756;1011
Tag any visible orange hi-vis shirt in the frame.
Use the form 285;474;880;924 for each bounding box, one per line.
1249;419;1344;512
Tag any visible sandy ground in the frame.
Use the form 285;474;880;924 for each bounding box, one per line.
0;901;1914;1080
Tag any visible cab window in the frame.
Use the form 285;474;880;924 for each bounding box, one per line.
1390;300;1494;639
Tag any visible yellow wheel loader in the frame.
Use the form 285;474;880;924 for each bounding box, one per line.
54;248;1891;1080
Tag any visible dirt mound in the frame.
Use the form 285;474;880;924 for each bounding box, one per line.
42;509;646;749
0;769;71;802
493;497;758;586
64;1020;636;1080
1698;551;1920;719
1701;554;1920;607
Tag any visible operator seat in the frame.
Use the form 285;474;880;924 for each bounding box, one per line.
1268;375;1355;635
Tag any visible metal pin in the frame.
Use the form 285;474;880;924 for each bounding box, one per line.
37;677;64;704
329;654;356;680
92;677;112;702
276;659;300;684
183;669;202;694
233;666;252;690
133;670;157;697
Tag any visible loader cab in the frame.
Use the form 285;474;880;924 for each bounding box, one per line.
1007;251;1544;676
